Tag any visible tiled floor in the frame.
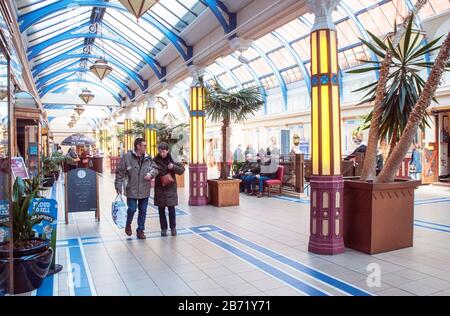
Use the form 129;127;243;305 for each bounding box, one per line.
26;172;450;296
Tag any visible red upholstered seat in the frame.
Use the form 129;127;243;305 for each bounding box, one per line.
263;166;284;196
264;179;281;185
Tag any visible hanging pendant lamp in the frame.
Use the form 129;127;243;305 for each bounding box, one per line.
90;59;113;81
74;105;85;116
118;0;159;20
79;88;95;104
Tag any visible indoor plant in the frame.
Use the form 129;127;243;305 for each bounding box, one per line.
343;2;450;254
42;151;66;187
0;177;53;294
204;78;264;206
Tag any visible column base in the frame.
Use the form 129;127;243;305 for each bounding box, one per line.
188;164;208;206
308;175;345;255
308;237;345;255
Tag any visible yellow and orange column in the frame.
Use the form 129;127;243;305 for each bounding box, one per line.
308;0;344;255
124;110;133;153
145;96;157;157
188;66;208;206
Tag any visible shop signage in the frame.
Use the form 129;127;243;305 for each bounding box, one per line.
29;198;58;269
11;157;29;179
299;141;309;155
0;200;9;243
65;168;99;223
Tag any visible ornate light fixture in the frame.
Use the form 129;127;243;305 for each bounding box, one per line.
90;59;113;81
74;105;85;116
79;88;95;104
118;0;159;20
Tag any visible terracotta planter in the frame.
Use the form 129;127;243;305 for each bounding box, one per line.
343;179;420;254
207;179;241;207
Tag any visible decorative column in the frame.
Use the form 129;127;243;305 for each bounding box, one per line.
145;96;157;157
188;66;208;206
307;0;344;255
124;109;133;152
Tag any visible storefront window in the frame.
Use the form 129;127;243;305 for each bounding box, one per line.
0;38;11;296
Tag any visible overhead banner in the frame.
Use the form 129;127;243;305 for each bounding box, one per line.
29;198;58;269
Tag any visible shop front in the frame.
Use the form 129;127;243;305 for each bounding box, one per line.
0;5;13;296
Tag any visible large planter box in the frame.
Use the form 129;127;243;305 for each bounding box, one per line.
343;179;420;254
208;179;241;207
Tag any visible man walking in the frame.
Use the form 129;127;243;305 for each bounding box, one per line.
115;138;157;239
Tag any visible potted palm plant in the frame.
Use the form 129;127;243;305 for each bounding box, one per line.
0;177;53;294
204;78;264;206
42;151;66;187
343;7;450;254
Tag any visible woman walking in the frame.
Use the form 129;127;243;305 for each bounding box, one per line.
153;142;185;236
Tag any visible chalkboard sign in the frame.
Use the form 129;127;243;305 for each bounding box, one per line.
65;168;100;224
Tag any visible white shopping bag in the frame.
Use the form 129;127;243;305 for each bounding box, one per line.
111;195;127;229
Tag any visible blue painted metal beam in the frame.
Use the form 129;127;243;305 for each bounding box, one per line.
27;23;165;78
204;0;236;34
37;69;132;98
339;2;379;79
231;52;267;113
32;47;145;90
38;72;131;99
272;31;311;98
18;0;193;61
214;60;243;89
252;44;288;110
39;78;123;103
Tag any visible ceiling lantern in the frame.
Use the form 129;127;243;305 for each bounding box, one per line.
90;59;113;81
118;0;159;20
79;88;95;104
74;105;85;116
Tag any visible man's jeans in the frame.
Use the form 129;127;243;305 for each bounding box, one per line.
243;175;257;192
126;198;149;232
258;175;274;192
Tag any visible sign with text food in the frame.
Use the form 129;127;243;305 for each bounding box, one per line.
11;157;29;180
66;168;97;213
29;198;58;269
0;200;9;243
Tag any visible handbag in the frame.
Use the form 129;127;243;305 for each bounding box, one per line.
160;173;175;187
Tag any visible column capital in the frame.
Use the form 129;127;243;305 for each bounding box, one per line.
146;94;157;109
188;65;205;86
307;0;340;31
228;37;253;52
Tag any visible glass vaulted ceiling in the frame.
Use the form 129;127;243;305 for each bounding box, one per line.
16;0;449;105
197;0;448;98
17;0;207;99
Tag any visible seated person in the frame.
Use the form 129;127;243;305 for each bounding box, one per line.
242;157;261;195
232;154;254;192
344;132;367;160
255;152;278;198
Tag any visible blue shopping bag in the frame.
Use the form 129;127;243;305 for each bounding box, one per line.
112;195;127;228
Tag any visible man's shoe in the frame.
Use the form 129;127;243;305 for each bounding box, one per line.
171;229;177;236
125;225;132;236
257;192;264;198
136;231;146;239
161;229;168;237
